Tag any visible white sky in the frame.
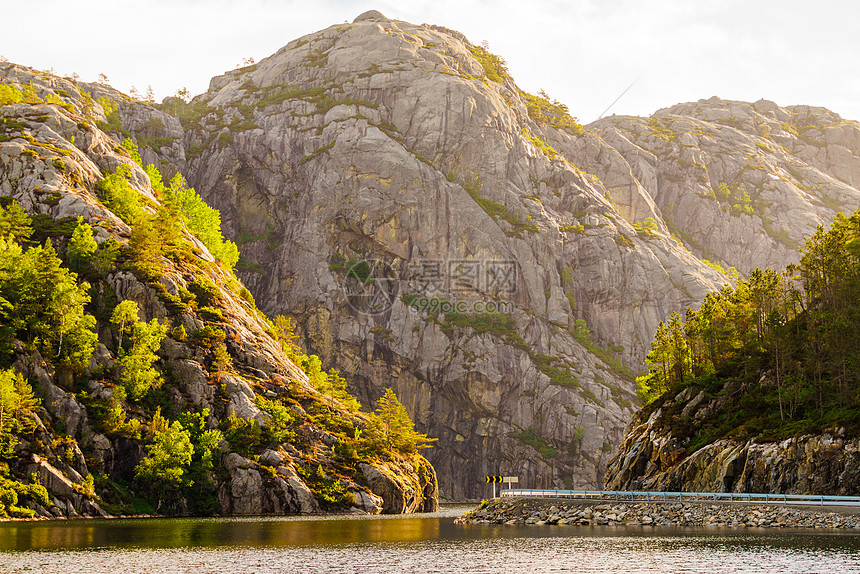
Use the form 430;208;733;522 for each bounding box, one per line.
3;0;859;123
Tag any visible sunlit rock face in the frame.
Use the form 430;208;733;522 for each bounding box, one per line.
606;387;860;496
112;14;858;499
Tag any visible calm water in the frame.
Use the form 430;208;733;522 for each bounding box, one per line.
1;506;860;573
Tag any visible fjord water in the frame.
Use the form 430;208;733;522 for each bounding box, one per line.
2;506;860;573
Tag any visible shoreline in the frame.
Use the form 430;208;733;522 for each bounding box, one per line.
0;504;468;524
456;497;860;529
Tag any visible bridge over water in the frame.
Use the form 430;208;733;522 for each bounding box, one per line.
499;489;860;507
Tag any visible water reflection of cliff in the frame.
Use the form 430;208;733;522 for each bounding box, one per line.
0;514;446;551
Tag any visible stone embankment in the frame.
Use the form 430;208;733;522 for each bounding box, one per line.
455;498;860;529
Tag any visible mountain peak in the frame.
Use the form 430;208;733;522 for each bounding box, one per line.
353;9;388;23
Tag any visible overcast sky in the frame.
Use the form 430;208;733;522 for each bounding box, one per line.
3;0;859;123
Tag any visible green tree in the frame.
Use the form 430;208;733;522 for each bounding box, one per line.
135;419;194;495
272;314;301;360
122;138;143;167
177;410;223;476
636;208;860;443
211;344;233;376
0;239;97;369
636;321;672;403
0;368;38;459
98;170;144;224
302;354;327;391
153;199;183;252
91;237;119;276
144;164;166;195
67;217;98;270
30;242;97;368
369;388;435;455
667;311;690;386
0;469;50;517
0;84;23;106
99;386;141;438
0;201;33;242
0;237;25;357
164;174;239;269
117;317;168;400
110;300;139;350
128;215;161;277
221;413;261;454
256;396;296;444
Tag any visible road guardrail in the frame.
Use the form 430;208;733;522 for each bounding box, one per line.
498;489;860;507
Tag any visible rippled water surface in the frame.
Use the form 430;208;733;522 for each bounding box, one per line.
2;506;859;573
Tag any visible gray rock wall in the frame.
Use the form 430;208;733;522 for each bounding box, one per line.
88;16;859;500
605;391;860;496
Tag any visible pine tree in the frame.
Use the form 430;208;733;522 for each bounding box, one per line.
0;368;38;459
371;388;435;455
129;216;161;277
0;201;32;242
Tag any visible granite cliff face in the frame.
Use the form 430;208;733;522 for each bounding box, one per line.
84;12;859;499
605;386;860;495
169;13;724;498
579;99;860;276
0;62;437;517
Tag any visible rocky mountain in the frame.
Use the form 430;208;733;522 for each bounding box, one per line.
581;98;860;276
34;10;859;500
0;62;437;518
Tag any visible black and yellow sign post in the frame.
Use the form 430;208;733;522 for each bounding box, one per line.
486;475;502;498
485;475;517;498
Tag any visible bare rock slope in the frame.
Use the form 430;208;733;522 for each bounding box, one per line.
105;13;859;498
581;98;860;276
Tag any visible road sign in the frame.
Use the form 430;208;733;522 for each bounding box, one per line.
486;476;519;497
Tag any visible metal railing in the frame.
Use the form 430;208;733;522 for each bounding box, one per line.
498;489;860;507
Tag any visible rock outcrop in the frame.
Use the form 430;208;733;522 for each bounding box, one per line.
605;386;860;496
89;14;860;500
0;62;437;517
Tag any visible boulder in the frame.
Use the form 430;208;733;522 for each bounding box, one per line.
27;459;77;498
222;374;265;422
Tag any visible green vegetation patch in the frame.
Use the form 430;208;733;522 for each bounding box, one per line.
468;46;510;83
532;353;579;389
521;89;583;135
522;128;562;161
510;427;557;458
449;172;539;237
632;217;659;237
